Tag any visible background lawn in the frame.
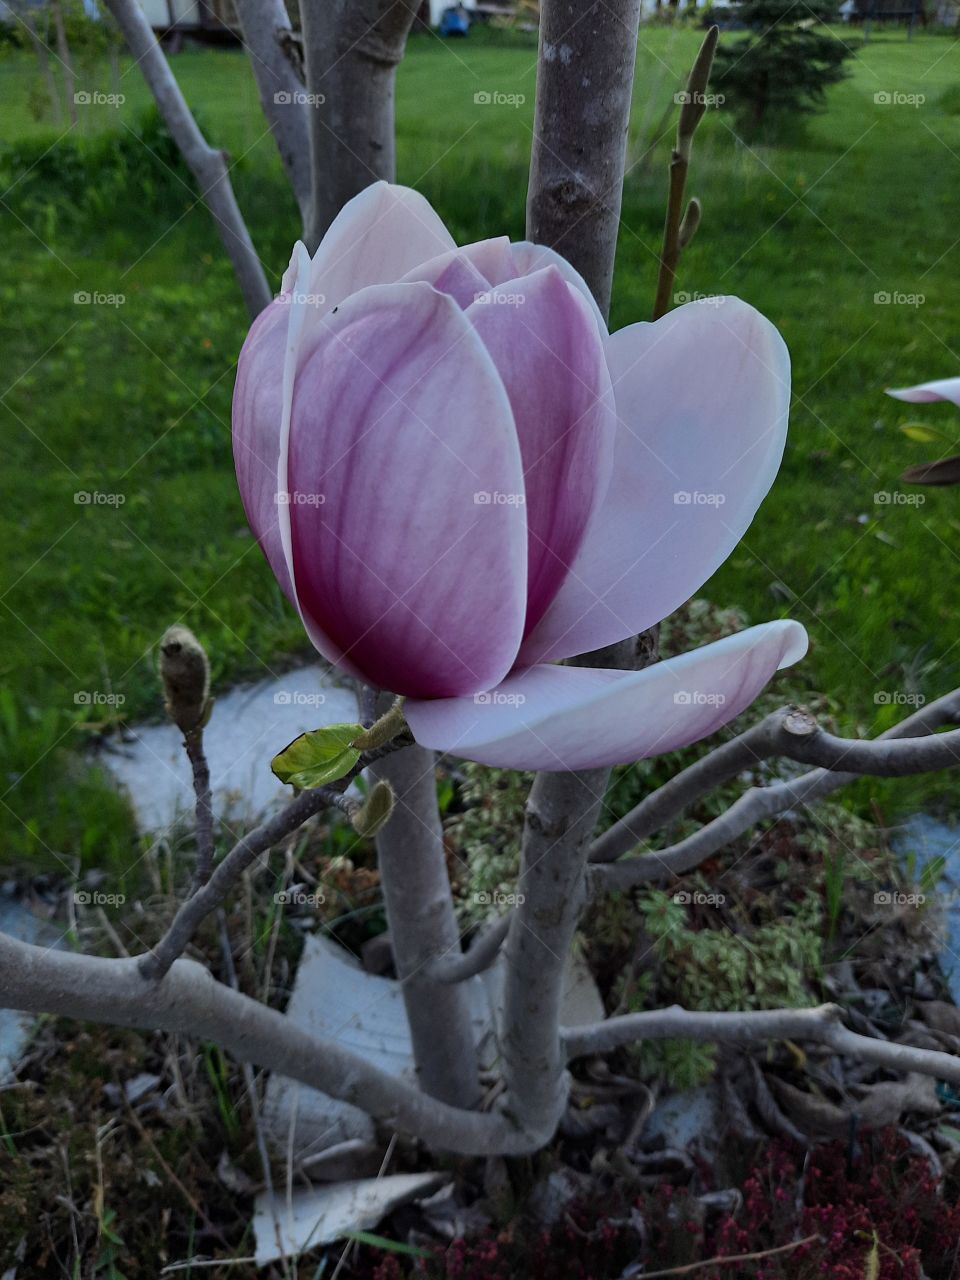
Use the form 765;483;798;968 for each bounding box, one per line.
2;24;960;869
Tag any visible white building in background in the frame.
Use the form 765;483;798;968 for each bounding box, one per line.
135;0;237;33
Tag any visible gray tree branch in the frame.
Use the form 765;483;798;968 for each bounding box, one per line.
369;744;480;1108
431;912;512;984
497;0;648;1145
6;933;956;1158
590;687;960;866
103;0;272;318
233;0;312;225
500;768;612;1144
184;727;214;891
139;738;409;980
591;691;960;893
0;930;527;1156
562;1002;960;1086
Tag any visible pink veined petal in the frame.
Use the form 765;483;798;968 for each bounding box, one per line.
286;281;529;698
400;252;493;310
887;377;960;407
519;297;791;666
398;237;517;309
508;241;607;336
406;619;808;771
306;181;456;310
465;267;617;635
232;293;296;602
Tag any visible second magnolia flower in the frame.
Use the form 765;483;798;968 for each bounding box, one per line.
232;182;806;770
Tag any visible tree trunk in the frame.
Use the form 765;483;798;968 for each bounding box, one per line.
500;768;609;1142
369;744;480;1109
526;0;643;318
51;0;78;127
24;13;63;124
499;0;646;1144
299;0;420;249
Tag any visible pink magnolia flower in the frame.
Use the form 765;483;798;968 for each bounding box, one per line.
233;182;806;771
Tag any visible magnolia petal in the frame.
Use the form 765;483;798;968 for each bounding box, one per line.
465;267;617;634
233;238;317;604
400;251;492;310
398;237;517;309
307;182;456;310
286;281;529;698
508;241;607;335
887;377;960;407
406;619;808;771
519;298;790;665
232;295;296;601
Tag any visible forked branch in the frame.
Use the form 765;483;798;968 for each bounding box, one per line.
563;1002;960;1085
590;688;960;890
593;691;960;870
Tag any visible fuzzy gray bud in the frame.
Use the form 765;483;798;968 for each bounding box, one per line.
159;625;211;733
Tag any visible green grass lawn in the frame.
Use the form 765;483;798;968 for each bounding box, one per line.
2;24;960;869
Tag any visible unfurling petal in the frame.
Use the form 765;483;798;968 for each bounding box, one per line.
285;281;528;698
406;619;807;770
306;181;456;311
233;294;296;602
519;298;790;665
466;268;617;634
887;377;960;407
507;242;607;335
399;237;517;308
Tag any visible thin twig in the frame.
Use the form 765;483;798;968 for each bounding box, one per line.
139;737;409;981
652;27;718;320
185;728;215;892
638;1233;821;1278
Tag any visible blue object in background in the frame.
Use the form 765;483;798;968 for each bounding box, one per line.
440;5;471;35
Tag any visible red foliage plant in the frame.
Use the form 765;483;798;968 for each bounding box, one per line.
356;1127;960;1280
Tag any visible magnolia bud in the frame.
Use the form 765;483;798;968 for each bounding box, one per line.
351;781;396;838
159;625;210;733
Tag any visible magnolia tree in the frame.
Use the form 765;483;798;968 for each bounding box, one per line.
3;0;960;1161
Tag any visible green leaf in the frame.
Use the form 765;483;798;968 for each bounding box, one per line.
343;1231;431;1259
900;423;944;444
271;723;364;789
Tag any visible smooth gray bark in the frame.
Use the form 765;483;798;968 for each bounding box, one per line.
299;0;420;249
591;688;960;864
232;0;312;226
526;0;643;318
370;744;480;1109
563;1002;960;1084
500;768;610;1143
496;0;647;1144
592;691;960;892
0;931;522;1154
